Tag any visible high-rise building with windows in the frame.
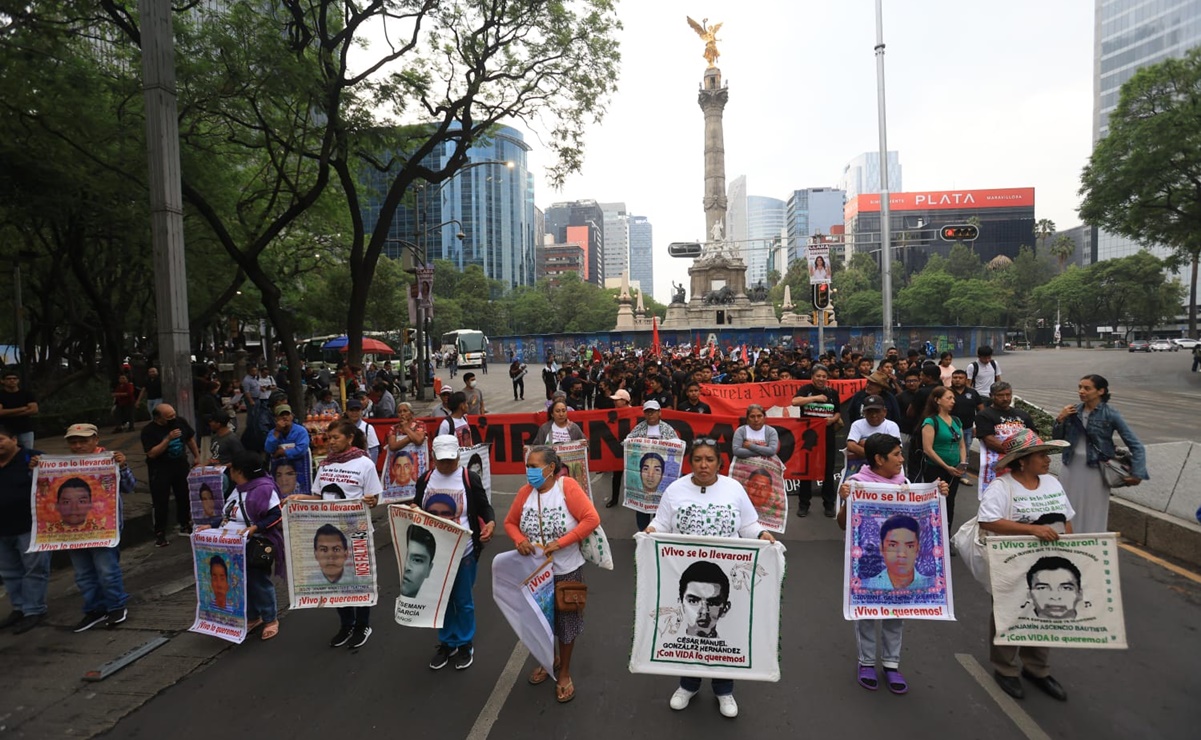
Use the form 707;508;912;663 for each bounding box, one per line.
543;200;605;286
838;152;902;201
600;202;630;281
628;215;654;301
726;176;749;246
745;195;785;285
785;188;845;265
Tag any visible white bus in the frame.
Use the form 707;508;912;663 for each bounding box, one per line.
441;329;489;367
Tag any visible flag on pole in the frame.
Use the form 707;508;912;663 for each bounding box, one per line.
651;316;661;357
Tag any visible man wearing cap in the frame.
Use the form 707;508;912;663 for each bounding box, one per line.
264;405;310;463
0;370;38;450
846;370;902;426
416;435;495;671
623;400;679;529
141;403;201;545
846;396;901;468
434;386;454;418
61;423;137;631
207;410;244;465
344;399;380;462
462;373;486;416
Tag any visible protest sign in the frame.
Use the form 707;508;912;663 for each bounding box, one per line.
382;444;427;503
282;500;378;609
28;454;120;552
622;437;686;514
492;551;557;680
189;529;248;643
807;243;831;284
843;482;954;621
631;533;785;681
699;379;865;418
388;504;471;628
728;456;788;533
553;440;590;500
188;466;227;530
459;443;492;501
271;454;312;498
988;533;1126;649
979;421;1026;489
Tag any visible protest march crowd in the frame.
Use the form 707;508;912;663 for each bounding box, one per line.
0;342;1150;717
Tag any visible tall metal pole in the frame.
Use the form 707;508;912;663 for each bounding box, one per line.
13;263;26;382
140;0;194;428
875;0;894;348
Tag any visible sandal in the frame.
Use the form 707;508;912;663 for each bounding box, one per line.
556;680;575;703
528;666;550;685
246;618;264;633
261;621;280;641
884;668;909;695
857;664;879;691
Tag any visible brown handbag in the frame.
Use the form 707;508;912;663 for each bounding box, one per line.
536;484;588;613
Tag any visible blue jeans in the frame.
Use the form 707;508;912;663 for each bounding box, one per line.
680;676;734;696
68;545;128;614
0;532;50;616
337;605;371;629
439;554;478;648
246;567;277;623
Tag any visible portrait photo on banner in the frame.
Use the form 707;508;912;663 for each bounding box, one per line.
979;421;1026;488
843;482;954;621
29;454;121;552
271;454;312;498
728;456;788;534
189;529;248;643
524;440;591;501
188;466;227;530
630;533;786;682
459;443;492;502
282;500;377;609
987;533;1127;649
389;504;471;629
622;437;686;514
383;445;427;503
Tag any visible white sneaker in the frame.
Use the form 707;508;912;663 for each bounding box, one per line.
717;694;738;718
669;687;698;710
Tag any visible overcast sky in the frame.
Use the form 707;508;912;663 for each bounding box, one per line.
521;0;1094;301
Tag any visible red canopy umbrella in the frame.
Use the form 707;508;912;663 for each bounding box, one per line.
339;338;394;355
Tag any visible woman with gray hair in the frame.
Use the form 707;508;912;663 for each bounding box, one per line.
385;402;426;454
731;404;779;462
505;445;600;704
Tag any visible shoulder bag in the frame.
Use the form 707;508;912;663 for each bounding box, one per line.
536;485;588;613
1091;440;1133;488
237;488;277;572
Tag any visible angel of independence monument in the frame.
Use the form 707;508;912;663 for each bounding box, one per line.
661;18;778;330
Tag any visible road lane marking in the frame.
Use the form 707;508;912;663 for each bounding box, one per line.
466;641;528;740
1119;543;1201;585
955;653;1052;740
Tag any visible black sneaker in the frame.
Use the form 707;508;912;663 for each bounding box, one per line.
73;610;108;633
348;626;372;649
453;643;474;670
0;610;25;630
178;524;193;537
12;613;44;635
797;507;810;518
330;626;354;647
824;506;836;518
155;535;170;548
106;608;128;628
429;643;458;670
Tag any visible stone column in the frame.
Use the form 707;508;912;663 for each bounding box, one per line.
698;67;729;243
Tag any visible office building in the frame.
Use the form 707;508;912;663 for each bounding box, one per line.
600;202;630;281
785;188;846;265
838;151;902;201
745;195;785;286
628;215;654;301
536;239;585;286
726;176;749;246
543;200;605;286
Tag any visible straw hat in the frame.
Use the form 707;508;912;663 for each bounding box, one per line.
993;429;1069;470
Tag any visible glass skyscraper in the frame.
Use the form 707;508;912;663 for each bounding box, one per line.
628;216;654;301
746;195;785;286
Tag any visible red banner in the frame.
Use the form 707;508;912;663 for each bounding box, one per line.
700;379;866;416
368;406;830;480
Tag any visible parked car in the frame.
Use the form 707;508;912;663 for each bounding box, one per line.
1171;337;1200;350
1128;340;1152;352
1150;339;1176;352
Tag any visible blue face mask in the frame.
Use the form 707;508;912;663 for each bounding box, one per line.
526;466;547;488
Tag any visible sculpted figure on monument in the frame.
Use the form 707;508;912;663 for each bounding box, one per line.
686;16;723;68
672;282;687;304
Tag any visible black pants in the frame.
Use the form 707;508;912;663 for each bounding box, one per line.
921;465;962;528
149;464;191;535
799;427;837;511
512;377;524;399
338;605;371;629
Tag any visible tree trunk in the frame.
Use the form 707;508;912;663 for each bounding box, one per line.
1190;252;1199;339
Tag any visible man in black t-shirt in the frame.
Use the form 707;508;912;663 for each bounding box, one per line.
949;369;984;484
141;403;200;546
645;374;675;411
790;366;841;517
974;381;1034;456
677;382;712;414
0;371;38;449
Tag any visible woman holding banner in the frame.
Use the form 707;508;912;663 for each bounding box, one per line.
645;438;776;719
506;445;600;704
790;365;842;518
531;400;585;446
386;402;427;455
624;401;679;529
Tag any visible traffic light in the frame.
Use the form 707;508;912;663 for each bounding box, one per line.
812;283;830;310
667;242;703;258
939;224;980;241
404;328;415;345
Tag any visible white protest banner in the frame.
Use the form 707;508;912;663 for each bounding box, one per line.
979;421;1026;489
460;443;492;502
806;243;831;285
843;482;954;621
383;444;427;503
988;533;1127;649
622;438;686;514
630;532;786;681
282;499;377;609
524;440;591;500
188;466;227;530
492;550;557;680
272;454;312;498
728;456;788;534
388;504;471;628
189;529;248;644
29;454;121;552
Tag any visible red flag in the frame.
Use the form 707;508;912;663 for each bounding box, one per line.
651;316;661;357
693;335;700;356
741;343;747;362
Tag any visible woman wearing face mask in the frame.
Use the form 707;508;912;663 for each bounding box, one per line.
645;439;776;719
507;446;600;704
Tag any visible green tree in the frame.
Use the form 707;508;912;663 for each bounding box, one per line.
946;243;984;281
1034;219;1056;254
1079;47;1201;337
895;270;956;325
1049;234;1076;272
1033;266;1105;347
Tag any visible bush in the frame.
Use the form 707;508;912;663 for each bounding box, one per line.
1015;397;1055;439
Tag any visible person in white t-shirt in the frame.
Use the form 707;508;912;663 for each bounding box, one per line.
645;438;776;720
437;391;474;447
967;346;1001;399
344;399;380;462
846;396;902;472
288;419;382;650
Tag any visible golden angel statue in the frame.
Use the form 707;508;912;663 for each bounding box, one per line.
686;16;722;68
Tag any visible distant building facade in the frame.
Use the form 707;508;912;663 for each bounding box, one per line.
544;200;605;286
838;151;902;201
628;215;654;301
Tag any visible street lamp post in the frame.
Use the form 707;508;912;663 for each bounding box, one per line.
875;0;895;347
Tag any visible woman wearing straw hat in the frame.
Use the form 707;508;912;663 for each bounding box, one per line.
977;429;1074;702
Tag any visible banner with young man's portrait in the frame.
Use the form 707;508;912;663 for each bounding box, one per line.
622;437;686;514
459;443;492;502
189;528;248;643
843;481;954;621
630;532;786;681
282;500;377;609
728;456;788;534
382;444;427;503
388;504;471;628
988;533;1127;649
28;454;121;552
188;465;227;530
271;454;312;498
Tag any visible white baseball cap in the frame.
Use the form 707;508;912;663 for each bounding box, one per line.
432;434;460;461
